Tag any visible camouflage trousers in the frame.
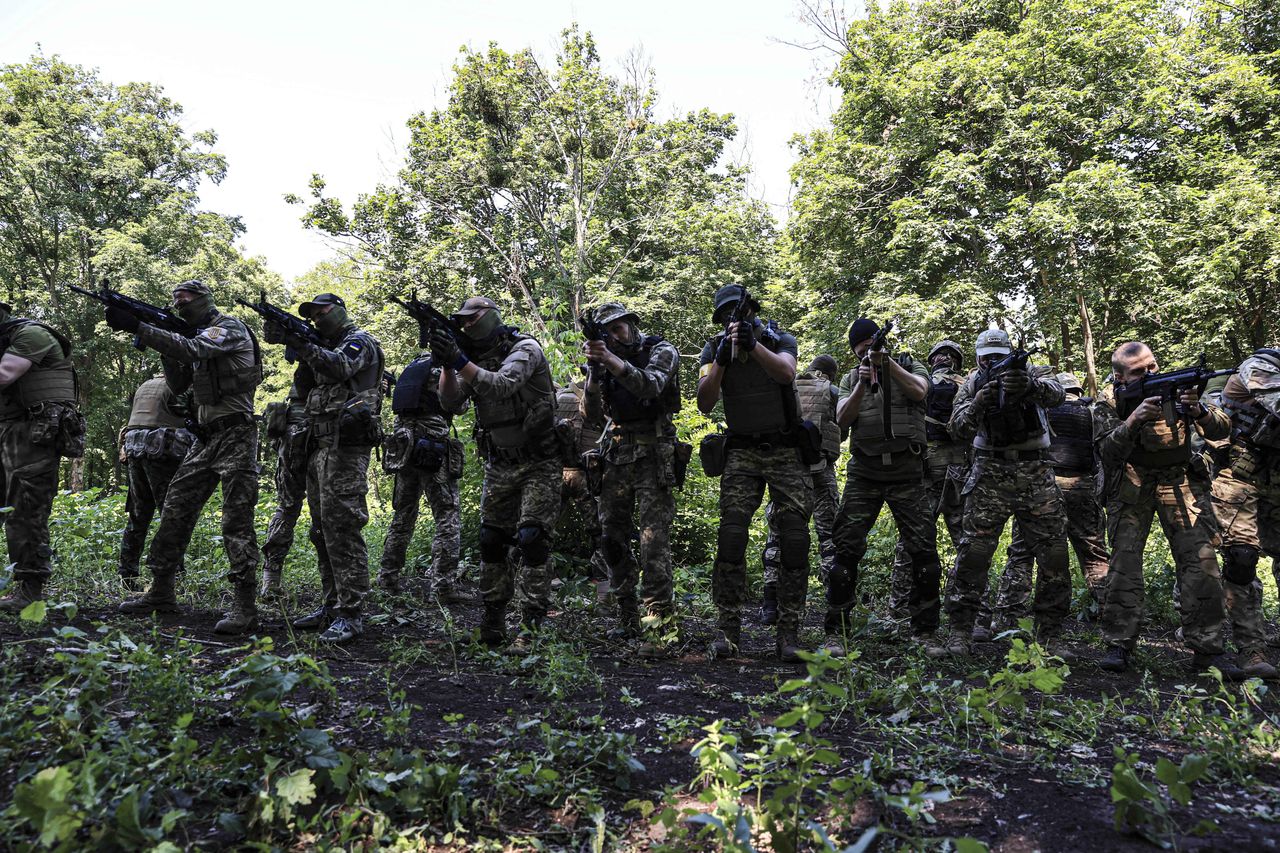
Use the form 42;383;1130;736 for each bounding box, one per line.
599;441;676;620
1210;459;1277;655
888;461;966;621
1101;465;1225;654
379;464;462;590
829;470;942;634
763;457;839;585
559;467;608;582
306;445;372;617
120;454;184;577
948;457;1071;634
478;454;561;616
0;417;62;583
145;423;261;587
261;433;308;574
995;472;1110;628
713;446;812;635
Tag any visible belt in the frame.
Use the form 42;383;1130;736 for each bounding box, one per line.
204;413;255;435
975;448;1044;462
727;432;796;452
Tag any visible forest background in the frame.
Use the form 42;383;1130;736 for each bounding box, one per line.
2;0;1278;570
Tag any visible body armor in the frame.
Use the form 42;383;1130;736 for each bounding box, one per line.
1045;398;1094;472
1222;349;1280;452
472;333;556;450
392;355;447;418
127;377;188;430
190;314;263;406
0;320;77;412
973;367;1050;450
717;331;798;436
849;356;926;459
556;385;599;456
925;370;961;443
602;336;680;429
795;372;840;456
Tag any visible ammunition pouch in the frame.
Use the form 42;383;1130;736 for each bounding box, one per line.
412;437;449;473
797;420;823;467
28;402;86;459
583;448;604;496
381;426;414;473
699;432;729;478
123;426;195;462
674;440;693;489
337;393;381;446
264;401;290;439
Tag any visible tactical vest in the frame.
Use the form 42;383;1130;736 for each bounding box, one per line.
1221;349;1280;452
556;386;600;455
717;332;798;436
1045;398;1094;472
925;371;961;443
0;320;77;410
127;377;187;430
848;357;927;459
795;372;840;456
472;333;556;449
602;336;680;428
190;314;264;406
392;356;447;419
974;368;1050;450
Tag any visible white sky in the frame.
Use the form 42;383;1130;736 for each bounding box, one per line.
1;0;841;281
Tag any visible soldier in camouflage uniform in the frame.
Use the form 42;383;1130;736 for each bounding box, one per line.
268;293;383;643
118;375;194;591
378;352;467;601
994;372;1111;629
0;302;81;613
1208;347;1280;679
759;355;841;626
931;329;1071;658
110;281;264;634
826;320;942;655
698;284;812;661
258;366;311;599
888;340;970;629
1095;342;1241;676
435;297;560;649
554;379;609;589
583;302;681;656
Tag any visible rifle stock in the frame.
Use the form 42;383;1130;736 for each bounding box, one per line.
235;291;321;363
66;280;195;350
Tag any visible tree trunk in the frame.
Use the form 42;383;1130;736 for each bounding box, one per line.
1077;292;1099;398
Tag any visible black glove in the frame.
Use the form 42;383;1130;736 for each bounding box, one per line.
280;328;310;352
105;306;140;334
734;320;758;353
1001;369;1030;399
430;327;464;370
263;321;285;344
715;336;733;366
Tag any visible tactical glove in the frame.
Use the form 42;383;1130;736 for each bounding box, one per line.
105;306;140;334
263;321;285;344
1000;369;1030;399
715;336;733;366
430;328;467;371
734;320;758;353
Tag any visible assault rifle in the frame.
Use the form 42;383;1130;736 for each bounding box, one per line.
864;319;895;393
67;280;195;350
578;313;608;379
235;291;321;363
390;292;461;350
727;285;752;360
1114;353;1236;430
977;346;1042;409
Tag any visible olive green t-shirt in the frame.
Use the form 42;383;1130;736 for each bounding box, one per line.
1;323;73;418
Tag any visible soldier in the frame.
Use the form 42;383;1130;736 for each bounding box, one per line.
759;355;841;626
554;377;609;591
0;301;81;613
994;372;1111;629
267;293;383;643
378;351;466;601
888;340;969;630
109;280;264;634
582;302;681;655
825;320;942;655
1094;341;1240;675
118;375;194;590
697;285;812;661
434;297;560;649
932;329;1072;658
1208;347;1280;678
258;367;311;599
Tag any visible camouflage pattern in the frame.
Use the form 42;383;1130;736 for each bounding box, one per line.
829;471;942;633
0;417;61;584
120;455;184;576
888;459;967;621
260;424;308;574
559;467;608;581
379;455;463;591
713;446;813;634
1095;388;1231;653
477;456;563;613
306;446;372;616
137;311;259;423
995;472;1110;627
598;440;677;619
143;423;261;585
762;460;839;585
1212;467;1274;654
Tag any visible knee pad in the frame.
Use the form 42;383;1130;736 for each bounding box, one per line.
761;538;782;574
1223;545;1260;586
775;511;811;570
716;519;750;565
479;525;512;563
826;561;857;610
601;535;629;568
516;524;551;565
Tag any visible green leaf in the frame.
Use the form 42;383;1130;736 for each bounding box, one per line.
953;839;989;853
275;768;316;806
1179;753;1210;783
1154;758;1179;786
19;599;46;623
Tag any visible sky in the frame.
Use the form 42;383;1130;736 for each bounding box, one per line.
1;0;844;282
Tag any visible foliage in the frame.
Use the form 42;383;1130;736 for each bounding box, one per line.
1111;749;1218;849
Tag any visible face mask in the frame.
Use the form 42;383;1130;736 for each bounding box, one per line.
464;310;501;341
610;322;642;354
175;295;214;325
314;305;348;338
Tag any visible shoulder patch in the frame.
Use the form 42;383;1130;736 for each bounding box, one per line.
201;327;225;343
342;340;365;358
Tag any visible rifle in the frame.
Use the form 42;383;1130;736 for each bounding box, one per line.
235;291;322;363
1114;353;1236;430
390;292;462;350
578;313;608;379
864;319;895;393
67;280;195;350
976;346;1042;409
727;285;752;360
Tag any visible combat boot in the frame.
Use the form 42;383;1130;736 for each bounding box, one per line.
479;603;507;648
258;568;282;601
1190;651;1245;681
214;584;258;635
1240;651;1279;681
759;583;778;626
709;626;741;659
378;573;401;595
118;575;179;615
924;628;970;659
1038;631;1077;663
971;623;994;643
820;634;847;658
776;631;805;663
1097;645;1130;673
0;577;43;614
